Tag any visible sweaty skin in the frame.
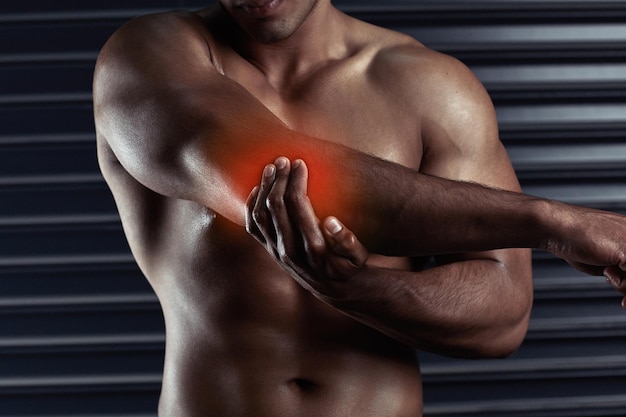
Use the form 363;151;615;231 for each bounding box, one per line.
93;1;626;416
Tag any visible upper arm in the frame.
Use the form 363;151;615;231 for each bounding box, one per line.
93;11;294;225
414;51;532;280
418;51;518;192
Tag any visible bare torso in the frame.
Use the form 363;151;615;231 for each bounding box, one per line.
99;7;431;417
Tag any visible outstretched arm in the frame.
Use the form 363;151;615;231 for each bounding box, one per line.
94;11;626;275
93;11;529;255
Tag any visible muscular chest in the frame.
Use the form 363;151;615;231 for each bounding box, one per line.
223;56;423;169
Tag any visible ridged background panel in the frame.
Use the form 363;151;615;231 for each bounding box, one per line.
0;1;174;415
1;1;625;416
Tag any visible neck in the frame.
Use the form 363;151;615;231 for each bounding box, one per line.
229;2;349;90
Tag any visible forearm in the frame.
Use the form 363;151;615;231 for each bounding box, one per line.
326;249;533;358
238;146;547;258
298;155;546;256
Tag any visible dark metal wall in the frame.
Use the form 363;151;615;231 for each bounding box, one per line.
2;1;626;416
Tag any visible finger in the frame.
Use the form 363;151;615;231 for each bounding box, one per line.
266;157;297;263
323;216;369;268
245;186;265;244
605;266;625;289
252;163;278;253
604;266;626;308
286;159;326;267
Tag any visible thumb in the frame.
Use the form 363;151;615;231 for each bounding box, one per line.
323;217;369;267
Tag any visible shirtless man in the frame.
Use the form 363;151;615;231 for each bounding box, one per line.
93;1;626;416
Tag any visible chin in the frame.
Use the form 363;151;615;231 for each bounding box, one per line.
248;22;297;44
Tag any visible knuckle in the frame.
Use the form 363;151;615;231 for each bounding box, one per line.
285;189;303;209
306;241;326;268
265;193;285;213
278;247;294;266
251;205;266;224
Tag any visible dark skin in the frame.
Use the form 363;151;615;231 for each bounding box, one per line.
93;1;626;416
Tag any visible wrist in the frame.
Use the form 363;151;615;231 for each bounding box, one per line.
321;265;374;310
530;197;574;253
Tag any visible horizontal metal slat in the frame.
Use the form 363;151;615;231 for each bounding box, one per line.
0;333;164;352
0;132;93;145
424;394;626;417
475;62;626;85
408;23;626;45
508;142;626;172
0;374;161;392
0;254;133;268
1;411;158;417
0;92;92;106
528;315;626;338
0;0;179;16
0;294;157;310
0;10;158;24
0;52;98;65
0;173;104;186
0;213;117;227
496;103;626;131
422;355;626;379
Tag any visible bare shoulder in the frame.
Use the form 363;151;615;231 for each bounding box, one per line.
93;9;215;102
350;19;502;175
96;10;209;62
360;25;496;137
365;31;486;108
340;13;487;107
93;10;217;141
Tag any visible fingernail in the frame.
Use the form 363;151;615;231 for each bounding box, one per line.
606;272;621;288
293;159;302;169
263;164;275;177
605;273;616;287
326;217;343;234
275;157;288;169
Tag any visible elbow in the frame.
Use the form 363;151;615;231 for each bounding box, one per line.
412;313;530;360
477;319;530;359
445;296;533;359
444;318;529;360
472;256;533;358
466;299;532;359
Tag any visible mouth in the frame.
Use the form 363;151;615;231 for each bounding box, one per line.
238;0;282;17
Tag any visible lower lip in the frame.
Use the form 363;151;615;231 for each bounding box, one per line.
242;0;282;17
